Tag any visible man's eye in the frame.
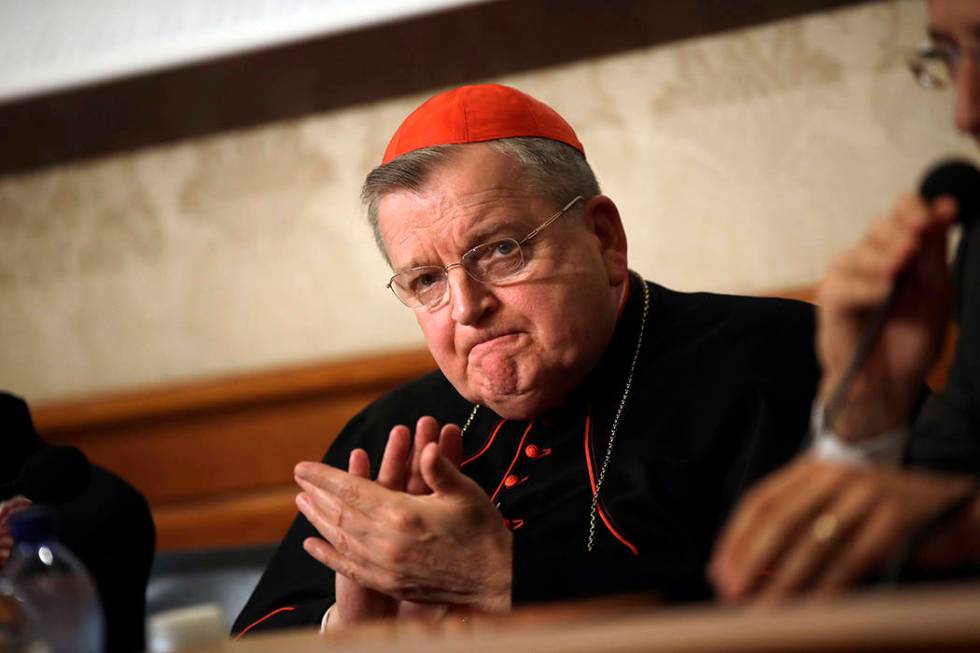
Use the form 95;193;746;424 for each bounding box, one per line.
411;272;439;290
491;240;518;257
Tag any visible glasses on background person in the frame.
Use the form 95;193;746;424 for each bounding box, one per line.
387;195;585;308
907;40;980;89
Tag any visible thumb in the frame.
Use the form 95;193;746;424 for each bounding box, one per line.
419;441;476;498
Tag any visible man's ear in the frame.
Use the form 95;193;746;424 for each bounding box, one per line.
583;195;628;286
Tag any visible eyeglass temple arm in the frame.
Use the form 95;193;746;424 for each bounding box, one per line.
521;195;585;244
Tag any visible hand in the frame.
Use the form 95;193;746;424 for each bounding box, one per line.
710;457;976;602
816;194;957;441
296;436;511;614
390;417;463;622
0;496;31;569
318;417;464;628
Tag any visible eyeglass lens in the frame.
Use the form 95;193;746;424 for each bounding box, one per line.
391;238;525;307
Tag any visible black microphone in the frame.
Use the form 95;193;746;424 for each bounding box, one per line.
920;159;980;317
919;158;980;220
822;159;980;424
0;445;92;504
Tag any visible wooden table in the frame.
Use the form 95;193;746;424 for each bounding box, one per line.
199;583;980;653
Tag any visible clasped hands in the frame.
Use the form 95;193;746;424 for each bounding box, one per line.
294;416;512;629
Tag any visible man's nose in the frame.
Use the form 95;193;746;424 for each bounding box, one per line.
953;57;980;138
447;267;495;325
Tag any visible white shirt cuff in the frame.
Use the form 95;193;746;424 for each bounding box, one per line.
320;604;333;633
808;402;908;466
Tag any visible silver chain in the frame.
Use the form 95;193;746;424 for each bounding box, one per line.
459;403;480;437
455;279;649;553
587;279;650;552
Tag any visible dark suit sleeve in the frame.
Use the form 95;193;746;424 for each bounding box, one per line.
907;353;980;473
906;220;980;474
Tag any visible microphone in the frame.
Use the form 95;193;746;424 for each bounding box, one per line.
822;159;980;425
921;160;980;317
919;159;980;220
0;445;93;504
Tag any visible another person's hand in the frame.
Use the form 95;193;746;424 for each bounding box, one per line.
710;457;978;602
0;496;32;569
816;194;956;441
297;426;511;617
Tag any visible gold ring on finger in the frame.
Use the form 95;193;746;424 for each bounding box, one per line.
812;512;838;543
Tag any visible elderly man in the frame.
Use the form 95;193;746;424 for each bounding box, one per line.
234;84;818;635
711;0;980;602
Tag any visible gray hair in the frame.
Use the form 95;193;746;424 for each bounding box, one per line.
360;137;601;265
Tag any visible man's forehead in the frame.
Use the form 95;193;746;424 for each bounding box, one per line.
379;145;535;221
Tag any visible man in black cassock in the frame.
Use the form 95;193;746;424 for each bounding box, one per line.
234;83;819;635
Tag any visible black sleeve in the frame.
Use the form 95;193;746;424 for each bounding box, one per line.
232;372;463;636
907;351;980;473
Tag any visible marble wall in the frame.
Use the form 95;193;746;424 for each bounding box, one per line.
0;0;974;403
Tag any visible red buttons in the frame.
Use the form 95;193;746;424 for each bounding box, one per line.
524;444;551;459
503;474;520;488
503;517;525;531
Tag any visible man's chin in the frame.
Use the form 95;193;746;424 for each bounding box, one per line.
464;381;555;421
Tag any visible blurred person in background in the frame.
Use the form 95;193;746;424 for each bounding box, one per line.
1;393;155;652
711;0;980;602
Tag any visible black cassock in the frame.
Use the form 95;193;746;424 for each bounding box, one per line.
234;273;819;634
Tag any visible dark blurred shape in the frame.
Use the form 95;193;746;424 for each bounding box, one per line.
919;159;980;223
1;392;156;653
919;159;980;319
0;0;869;176
0;446;92;503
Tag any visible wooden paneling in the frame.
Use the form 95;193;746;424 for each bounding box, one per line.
33;348;436;550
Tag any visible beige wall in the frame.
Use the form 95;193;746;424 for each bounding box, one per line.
0;0;974;403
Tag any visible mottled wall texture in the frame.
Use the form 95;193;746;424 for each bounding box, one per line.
0;0;974;403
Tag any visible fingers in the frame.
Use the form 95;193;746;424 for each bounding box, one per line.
711;459;850;600
756;472;879;600
419;442;482;499
295;487;381;571
302;536;389;591
408;416;440;495
348;448;371;479
812;504;896;596
378;426;412;490
439;423;463;468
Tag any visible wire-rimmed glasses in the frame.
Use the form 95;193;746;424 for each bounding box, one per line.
386;195;585;308
907;41;980;90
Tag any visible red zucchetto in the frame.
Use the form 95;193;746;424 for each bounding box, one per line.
382;84;584;165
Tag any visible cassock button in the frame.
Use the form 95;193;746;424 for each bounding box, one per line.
525;444;540;459
503;474;520;488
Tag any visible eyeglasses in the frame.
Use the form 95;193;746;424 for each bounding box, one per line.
386;195;585;308
907;41;980;90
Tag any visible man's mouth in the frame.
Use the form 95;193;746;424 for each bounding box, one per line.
468;332;521;356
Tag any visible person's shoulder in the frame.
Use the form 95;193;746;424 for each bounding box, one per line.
649;281;814;338
645;281;816;377
342;368;470;435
